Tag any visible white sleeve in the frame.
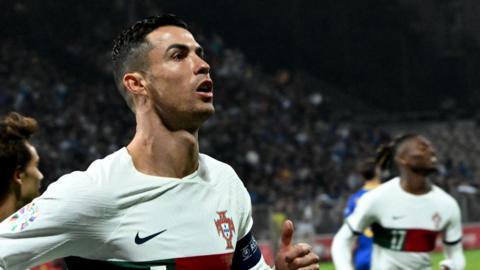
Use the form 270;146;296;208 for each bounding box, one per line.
0;172;115;270
440;242;465;270
344;192;376;234
237;184;253;240
231;179;272;270
331;223;356;270
331;192;376;270
440;199;465;270
444;199;463;244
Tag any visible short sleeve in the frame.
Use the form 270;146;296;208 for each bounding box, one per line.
345;192;377;234
0;172;116;270
236;183;253;240
232;182;272;270
443;199;463;245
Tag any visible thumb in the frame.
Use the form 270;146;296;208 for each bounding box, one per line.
280;219;294;248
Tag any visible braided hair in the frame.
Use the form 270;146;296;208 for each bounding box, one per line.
375;133;419;180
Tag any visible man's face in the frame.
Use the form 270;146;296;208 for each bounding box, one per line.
19;143;43;204
398;136;438;175
142;26;214;131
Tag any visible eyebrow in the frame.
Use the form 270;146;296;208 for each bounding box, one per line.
165;44;204;57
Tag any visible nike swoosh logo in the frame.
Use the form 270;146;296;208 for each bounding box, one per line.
135;229;167;245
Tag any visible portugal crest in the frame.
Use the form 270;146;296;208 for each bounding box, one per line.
214;211;235;249
432;212;442;230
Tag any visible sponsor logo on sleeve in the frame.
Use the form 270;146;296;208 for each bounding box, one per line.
8;202;39;232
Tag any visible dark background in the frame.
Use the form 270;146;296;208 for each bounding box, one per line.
3;0;480;113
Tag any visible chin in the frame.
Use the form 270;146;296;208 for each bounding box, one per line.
412;166;438;176
196;105;215;118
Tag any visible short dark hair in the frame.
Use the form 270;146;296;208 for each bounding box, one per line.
112;14;188;111
359;158;377;181
0;112;38;199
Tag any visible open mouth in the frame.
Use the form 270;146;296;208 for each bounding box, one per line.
196;80;213;93
195;80;213;100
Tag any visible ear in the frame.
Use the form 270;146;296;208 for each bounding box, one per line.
123;72;148;96
13;168;25;185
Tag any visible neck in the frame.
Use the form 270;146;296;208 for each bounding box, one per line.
0;193;19;221
399;170;431;195
364;178;381;189
127;110;200;179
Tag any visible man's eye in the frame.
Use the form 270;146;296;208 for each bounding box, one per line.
172;51;186;60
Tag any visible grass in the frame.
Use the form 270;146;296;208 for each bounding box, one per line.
319;249;480;270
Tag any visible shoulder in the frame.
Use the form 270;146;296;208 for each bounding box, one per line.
431;185;460;209
41;149;127;211
358;177;399;202
199;153;250;200
199;153;236;173
199;153;243;184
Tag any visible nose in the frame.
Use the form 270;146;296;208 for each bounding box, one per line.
194;56;210;75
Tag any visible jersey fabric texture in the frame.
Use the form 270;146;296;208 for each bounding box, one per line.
344;185;376;270
346;177;462;270
0;148;271;270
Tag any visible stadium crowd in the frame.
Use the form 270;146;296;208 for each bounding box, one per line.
1;4;479;241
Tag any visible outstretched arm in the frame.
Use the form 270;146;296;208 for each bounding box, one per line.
0;172;114;270
331;223;357;270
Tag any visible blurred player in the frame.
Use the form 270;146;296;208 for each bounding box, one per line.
0;112;65;270
0;15;319;270
343;158;381;270
0;112;42;222
332;134;465;270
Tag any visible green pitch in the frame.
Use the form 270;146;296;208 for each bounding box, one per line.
319;249;480;269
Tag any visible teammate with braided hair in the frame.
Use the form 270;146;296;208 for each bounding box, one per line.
332;134;465;270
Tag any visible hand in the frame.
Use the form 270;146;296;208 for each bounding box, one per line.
274;220;320;270
439;259;452;270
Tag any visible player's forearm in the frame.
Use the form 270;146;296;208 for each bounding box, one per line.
440;242;465;270
331;224;356;270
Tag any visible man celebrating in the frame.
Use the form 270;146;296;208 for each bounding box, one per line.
332;134;465;270
0;15;319;270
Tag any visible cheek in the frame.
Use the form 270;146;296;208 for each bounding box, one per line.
162;64;193;87
26;167;42;183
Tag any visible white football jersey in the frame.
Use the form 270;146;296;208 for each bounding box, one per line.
0;148;270;270
346;177;462;270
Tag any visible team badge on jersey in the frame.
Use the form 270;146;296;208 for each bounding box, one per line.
432;212;442;229
7;202;39;232
214;211;235;249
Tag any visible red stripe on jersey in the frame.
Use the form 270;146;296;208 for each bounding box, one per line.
175;252;234;270
403;229;439;252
